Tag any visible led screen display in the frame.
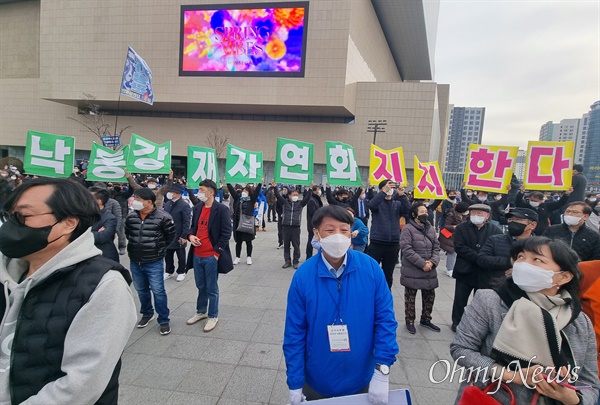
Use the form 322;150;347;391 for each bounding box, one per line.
180;2;308;77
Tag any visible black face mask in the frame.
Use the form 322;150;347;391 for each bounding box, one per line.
340;198;348;203
417;214;429;224
507;221;527;237
0;216;61;258
449;196;456;200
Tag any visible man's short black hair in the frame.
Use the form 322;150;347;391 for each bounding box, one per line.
455;201;470;213
134;188;156;203
530;192;545;200
311;205;353;229
312;185;320;192
199;179;218;195
378;179;391;190
567;201;591;215
91;188;110;206
573;164;584;173
410;202;425;218
4;177;101;242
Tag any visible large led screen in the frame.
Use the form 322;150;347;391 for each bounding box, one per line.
180;2;308;77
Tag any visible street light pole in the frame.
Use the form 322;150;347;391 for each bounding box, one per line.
367;119;387;145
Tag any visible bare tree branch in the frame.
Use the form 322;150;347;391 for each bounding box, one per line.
206;127;229;158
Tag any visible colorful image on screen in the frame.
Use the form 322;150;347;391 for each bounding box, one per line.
180;3;308;76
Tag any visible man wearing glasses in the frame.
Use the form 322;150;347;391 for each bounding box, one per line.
543;201;600;261
0;178;136;404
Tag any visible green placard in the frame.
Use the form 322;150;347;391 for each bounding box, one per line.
225;144;263;183
126;133;171;174
187;146;218;188
24;130;75;178
86;143;129;183
325;141;362;186
274;138;313;185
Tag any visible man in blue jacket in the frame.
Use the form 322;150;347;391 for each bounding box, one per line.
283;205;398;405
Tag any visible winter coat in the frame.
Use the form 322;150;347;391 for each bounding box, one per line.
515;191;569;235
274;187;311;227
438;208;466;253
399;220;440;290
367;191;411;244
476;234;515;289
227;183;261;242
125;208;176;263
267;189;277;206
351;217;369;247
126;174;173;209
305;192;323;232
452;220;503;285
164;197;192;250
542;223;600;261
91;208;119;263
325;186;361;209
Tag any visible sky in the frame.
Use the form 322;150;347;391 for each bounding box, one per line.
434;0;600;149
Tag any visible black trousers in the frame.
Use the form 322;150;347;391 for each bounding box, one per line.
305;230;314;259
367;241;400;289
451;278;477;327
277;216;283;245
165;247;187;274
282;226;301;264
268;205;277;221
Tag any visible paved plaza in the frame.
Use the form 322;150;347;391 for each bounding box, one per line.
120;213;461;405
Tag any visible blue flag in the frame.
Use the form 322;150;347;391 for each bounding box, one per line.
120;46;154;105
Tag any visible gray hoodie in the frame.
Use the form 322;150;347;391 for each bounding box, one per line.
0;229;137;405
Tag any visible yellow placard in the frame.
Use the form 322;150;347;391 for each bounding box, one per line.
369;145;408;186
463;144;518;193
413;156;447;199
523;141;574;191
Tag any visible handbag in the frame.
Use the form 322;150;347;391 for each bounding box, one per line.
236;201;255;234
458;382;540;405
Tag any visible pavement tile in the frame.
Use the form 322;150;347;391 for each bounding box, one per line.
119;353;156;385
251;322;285;345
200;338;249;365
118;386;173;405
221;366;278;403
269;370;290;405
239;342;283;369
177;361;235;397
126;329;177;356
164;392;219;405
131;357;195;391
161;334;215;360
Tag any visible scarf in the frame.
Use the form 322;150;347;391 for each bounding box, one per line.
492;280;579;370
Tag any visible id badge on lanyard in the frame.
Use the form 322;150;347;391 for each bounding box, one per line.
327;322;350;352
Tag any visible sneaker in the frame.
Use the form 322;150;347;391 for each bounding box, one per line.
119;247;126;255
246;257;252;265
137;315;155;328
445;270;453;277
262;227;266;232
282;262;292;268
159;323;171;335
277;243;283;249
187;312;208;325
233;257;240;265
176;273;186;282
406;322;416;334
420;320;441;332
164;273;173;280
293;263;299;269
204;317;218;332
267;219;272;223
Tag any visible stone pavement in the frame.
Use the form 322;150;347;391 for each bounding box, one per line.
119;213;460;405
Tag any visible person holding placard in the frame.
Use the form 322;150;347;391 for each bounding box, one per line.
125;169;174;209
227;181;262;265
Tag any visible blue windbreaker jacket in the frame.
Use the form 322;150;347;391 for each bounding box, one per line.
283;249;399;397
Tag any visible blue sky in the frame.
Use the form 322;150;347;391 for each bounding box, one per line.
435;0;600;149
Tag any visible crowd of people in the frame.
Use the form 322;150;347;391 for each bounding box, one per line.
0;161;598;404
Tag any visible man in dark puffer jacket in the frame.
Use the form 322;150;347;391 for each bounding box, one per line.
125;188;176;335
476;208;538;289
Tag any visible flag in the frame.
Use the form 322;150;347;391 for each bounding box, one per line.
120;46;154;105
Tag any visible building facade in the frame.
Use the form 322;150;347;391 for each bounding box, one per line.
0;0;449;185
514;149;526;182
583;101;600;191
443;106;485;173
538;116;589;165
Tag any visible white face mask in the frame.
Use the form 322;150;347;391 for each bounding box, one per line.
512;261;561;292
241;192;249;198
318;233;351;259
462;211;469;216
166;192;174;200
478;195;488;202
529;201;541;208
291;196;299;202
132;200;144;211
385;189;395;196
589;198;597;202
466;192;473;197
470;215;486;225
148;184;157;190
198;192;208;202
317;190;322;197
495;195;502;201
359;194;366;200
563;215;581;226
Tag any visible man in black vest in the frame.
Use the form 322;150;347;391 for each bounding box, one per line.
305;185;323;260
0;178;136;404
163;184;192;282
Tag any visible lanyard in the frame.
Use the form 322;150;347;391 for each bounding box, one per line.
325;275;344;325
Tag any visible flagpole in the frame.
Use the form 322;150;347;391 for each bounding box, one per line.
113;92;122;138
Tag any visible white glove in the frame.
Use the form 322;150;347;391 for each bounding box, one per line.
368;369;389;405
289;388;306;405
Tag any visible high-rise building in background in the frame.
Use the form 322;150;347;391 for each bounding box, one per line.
538;116;589;164
444;106;485;174
583;101;600;191
514;149;526;182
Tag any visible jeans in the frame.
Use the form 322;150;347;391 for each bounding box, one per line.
193;255;219;318
130;259;170;324
446;252;457;271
